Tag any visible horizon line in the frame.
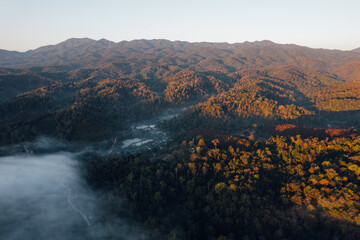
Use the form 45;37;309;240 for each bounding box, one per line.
1;37;359;53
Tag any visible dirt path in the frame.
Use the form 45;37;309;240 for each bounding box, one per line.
67;189;91;226
56;177;91;227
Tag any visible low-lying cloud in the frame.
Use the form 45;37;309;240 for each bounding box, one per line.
0;152;147;240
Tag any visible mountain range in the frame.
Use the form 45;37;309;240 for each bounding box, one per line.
0;38;359;145
1;38;360;72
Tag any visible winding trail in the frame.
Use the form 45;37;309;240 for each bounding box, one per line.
67;189;91;226
56;177;91;227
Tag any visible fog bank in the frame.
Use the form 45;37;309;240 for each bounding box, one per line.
0;152;147;240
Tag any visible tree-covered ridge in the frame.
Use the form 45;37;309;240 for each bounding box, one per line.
272;124;356;139
193;86;314;120
335;61;360;81
84;134;360;239
164;71;217;103
0;78;161;119
0;78;165;145
186;65;360;122
312;80;360;111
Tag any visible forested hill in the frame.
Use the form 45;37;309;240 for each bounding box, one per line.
0;39;359;145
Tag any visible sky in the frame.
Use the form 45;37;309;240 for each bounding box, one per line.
0;0;359;51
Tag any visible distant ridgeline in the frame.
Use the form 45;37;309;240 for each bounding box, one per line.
0;38;359;144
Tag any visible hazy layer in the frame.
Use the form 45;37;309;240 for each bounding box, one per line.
0;152;146;240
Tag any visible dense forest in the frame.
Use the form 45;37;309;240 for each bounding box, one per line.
1;38;360;239
84;134;360;239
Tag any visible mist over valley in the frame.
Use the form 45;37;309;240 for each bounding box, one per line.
0;150;149;240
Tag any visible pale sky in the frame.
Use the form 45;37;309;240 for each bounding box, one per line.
0;0;359;51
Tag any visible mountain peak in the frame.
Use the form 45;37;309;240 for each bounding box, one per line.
98;38;115;45
254;40;275;46
31;38;96;53
51;37;96;48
